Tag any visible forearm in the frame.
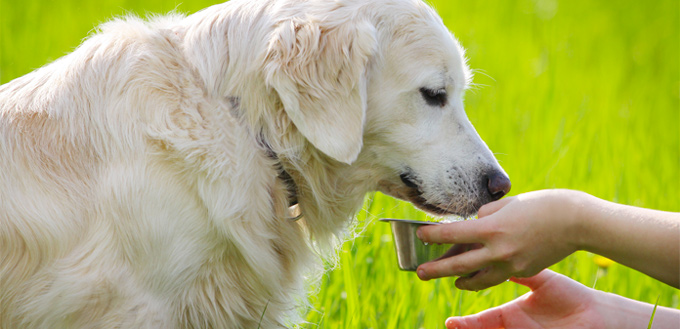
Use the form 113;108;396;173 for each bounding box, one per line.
576;194;680;288
599;289;680;329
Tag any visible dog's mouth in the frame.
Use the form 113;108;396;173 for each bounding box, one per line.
399;173;459;215
409;195;459;216
378;172;479;217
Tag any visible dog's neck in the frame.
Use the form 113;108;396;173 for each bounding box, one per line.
257;134;302;221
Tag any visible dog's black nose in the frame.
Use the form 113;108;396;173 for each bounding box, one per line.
485;171;511;201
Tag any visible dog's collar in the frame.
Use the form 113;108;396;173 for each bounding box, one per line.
258;134;303;221
275;161;303;221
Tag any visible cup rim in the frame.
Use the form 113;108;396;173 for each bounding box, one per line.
378;218;442;225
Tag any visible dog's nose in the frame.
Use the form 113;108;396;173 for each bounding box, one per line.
485;171;511;201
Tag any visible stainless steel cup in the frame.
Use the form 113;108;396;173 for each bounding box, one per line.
380;218;453;271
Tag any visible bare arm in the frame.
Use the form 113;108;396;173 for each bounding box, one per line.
416;189;680;289
577;195;680;288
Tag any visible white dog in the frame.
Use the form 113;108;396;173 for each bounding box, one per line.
0;0;510;327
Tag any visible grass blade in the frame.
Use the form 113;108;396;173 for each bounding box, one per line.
647;295;660;329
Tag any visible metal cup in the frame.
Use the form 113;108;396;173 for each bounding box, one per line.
380;218;453;271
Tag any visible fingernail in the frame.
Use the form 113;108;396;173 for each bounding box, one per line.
417;269;426;280
445;317;458;329
416;228;423;240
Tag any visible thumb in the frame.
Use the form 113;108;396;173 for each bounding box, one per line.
477;196;514;218
509;269;558;291
445;307;504;329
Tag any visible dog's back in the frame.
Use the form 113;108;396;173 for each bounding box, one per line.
0;6;311;327
1;14;181;328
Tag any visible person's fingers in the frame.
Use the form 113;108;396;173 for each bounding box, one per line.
417;220;486;244
445;307;505;329
509;269;558;291
434;243;474;261
417;248;490;280
454;266;510;291
434;243;484;261
477;197;514;218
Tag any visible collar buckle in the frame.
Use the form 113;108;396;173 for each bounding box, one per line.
286;203;303;221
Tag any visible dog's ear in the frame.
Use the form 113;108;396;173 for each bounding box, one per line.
264;17;377;164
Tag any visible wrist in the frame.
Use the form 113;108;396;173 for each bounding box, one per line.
596;290;669;329
560;189;595;252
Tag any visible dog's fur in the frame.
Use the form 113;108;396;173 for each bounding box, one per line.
0;0;508;327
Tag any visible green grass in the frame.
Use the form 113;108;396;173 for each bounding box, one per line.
2;0;678;328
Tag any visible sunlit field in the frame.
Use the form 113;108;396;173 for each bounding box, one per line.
1;0;678;328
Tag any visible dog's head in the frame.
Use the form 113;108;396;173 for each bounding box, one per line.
263;0;510;217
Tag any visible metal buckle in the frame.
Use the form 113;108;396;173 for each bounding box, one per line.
286;204;303;221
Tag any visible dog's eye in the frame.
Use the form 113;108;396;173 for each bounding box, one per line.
420;87;448;107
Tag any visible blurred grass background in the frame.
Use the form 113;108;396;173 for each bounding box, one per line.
1;0;678;328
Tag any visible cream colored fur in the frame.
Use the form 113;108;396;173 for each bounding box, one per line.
0;0;507;327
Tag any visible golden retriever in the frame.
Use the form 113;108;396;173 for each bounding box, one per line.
0;0;510;327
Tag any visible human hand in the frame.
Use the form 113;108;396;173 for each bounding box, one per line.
417;190;590;290
444;270;607;329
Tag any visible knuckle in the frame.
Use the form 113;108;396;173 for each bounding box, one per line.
517;264;541;278
507;261;526;275
478;221;501;240
439;259;479;278
493;247;518;265
439;227;456;242
494;247;516;262
453;263;475;276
